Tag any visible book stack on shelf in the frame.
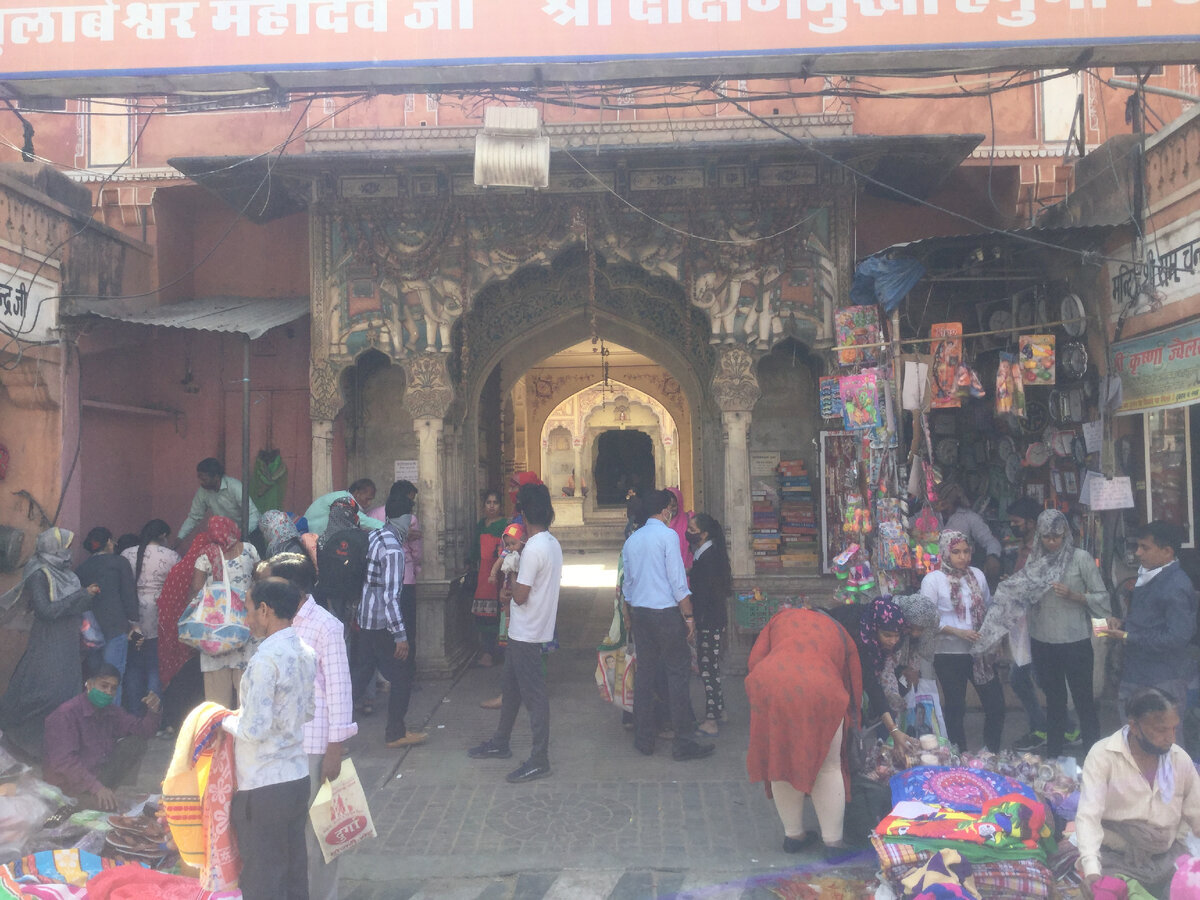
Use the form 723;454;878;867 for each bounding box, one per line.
751;480;781;572
778;459;820;570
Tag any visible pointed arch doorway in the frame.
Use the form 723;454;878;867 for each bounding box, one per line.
451;249;714;544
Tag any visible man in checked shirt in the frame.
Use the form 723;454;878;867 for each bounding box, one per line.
267;553;359;900
354;492;427;749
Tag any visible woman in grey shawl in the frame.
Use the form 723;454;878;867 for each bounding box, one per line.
885;594;940;726
0;528;100;757
974;509;1109;756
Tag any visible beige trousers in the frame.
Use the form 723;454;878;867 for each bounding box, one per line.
771;722;845;844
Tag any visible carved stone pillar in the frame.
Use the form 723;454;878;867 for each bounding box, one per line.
310;359;345;500
711;348;760;580
400;354;473;679
402;354;454;582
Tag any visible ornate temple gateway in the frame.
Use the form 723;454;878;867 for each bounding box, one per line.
167;119;976;673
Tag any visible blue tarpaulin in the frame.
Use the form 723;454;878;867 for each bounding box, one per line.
850;256;926;312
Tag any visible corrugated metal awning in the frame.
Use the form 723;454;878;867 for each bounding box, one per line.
63;295;308;340
877;223;1128;258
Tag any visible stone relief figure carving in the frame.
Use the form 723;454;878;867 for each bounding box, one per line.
741;263;782;348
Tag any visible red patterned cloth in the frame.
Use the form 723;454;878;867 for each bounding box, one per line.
195;709;241;892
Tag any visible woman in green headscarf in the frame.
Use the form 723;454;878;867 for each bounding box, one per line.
0;528;100;757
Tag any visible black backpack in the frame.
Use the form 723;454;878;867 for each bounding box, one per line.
314;529;370;623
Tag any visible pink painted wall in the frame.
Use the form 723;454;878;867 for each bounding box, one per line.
77;318;314;542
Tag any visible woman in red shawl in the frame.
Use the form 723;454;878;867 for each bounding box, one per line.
746;607;862;856
157;517;251;705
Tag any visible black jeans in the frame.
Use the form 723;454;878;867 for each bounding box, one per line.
231;776;310;900
351;627;414;742
630;606;696;750
1031;637;1098;757
492;639;550;765
934;653;1006;752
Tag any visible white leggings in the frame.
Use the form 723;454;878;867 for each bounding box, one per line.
771;723;845;844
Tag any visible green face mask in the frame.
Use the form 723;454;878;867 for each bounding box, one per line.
87;687;115;709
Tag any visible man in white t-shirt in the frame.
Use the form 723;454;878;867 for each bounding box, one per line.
468;482;563;783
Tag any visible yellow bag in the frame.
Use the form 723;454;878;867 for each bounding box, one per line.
162;753;212;867
308;759;376;863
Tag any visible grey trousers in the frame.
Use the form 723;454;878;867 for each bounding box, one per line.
307;755;341;900
492;639;550;765
232;776;310;900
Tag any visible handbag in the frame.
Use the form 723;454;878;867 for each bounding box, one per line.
832;620;869;774
595;646;635;713
177;565;249;656
80;611;106;649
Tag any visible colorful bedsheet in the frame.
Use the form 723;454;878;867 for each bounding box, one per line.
890;766;1037;813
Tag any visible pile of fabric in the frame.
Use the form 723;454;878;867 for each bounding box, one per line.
0;848;237;898
872;765;1058;900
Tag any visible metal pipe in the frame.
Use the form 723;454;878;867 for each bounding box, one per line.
1105;78;1200;104
242;336;251;538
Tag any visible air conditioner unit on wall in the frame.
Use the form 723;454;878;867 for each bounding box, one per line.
474;107;550;189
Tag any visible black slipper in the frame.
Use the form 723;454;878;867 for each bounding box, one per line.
783;832;819;853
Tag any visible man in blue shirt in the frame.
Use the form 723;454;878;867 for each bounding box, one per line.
1104;521;1199;742
621;489;714;762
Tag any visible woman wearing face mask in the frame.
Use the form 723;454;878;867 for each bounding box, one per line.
1076;687;1200;898
922;530;1005;752
685;513;731;737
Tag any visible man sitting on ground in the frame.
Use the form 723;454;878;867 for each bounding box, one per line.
42;663;161;810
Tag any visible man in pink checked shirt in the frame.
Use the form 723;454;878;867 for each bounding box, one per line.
268;552;358;900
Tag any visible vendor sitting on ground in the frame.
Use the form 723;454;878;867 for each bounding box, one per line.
42;663;161;810
1076;687;1200;898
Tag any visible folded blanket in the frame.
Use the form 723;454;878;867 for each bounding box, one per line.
872;837;1055;900
877;794;1048;853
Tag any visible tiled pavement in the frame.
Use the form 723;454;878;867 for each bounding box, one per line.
131;552;1020;898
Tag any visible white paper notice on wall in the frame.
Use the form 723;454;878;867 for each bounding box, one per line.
750;452;780;477
394;460;419;482
1083;420;1103;454
1079;472;1135;510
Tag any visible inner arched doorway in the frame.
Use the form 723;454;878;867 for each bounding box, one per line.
539;376;683;524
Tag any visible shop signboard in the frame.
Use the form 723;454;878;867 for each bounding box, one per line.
0;262;59;343
1113;318;1200;414
0;0;1195;91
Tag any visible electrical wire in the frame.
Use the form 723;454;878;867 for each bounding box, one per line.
711;84;1143;268
562;146;823;244
0;93;368;364
0;106;157;363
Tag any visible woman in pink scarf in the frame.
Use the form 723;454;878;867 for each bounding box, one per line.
667;487;693;568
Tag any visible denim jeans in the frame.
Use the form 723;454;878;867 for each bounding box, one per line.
122;638;162;714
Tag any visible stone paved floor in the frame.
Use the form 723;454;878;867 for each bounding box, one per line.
131;551;1062;898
